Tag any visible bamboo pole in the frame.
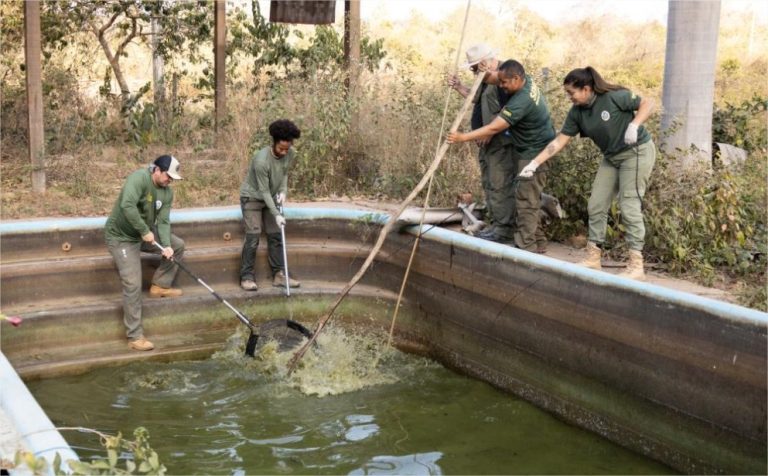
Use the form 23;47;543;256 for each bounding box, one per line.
287;71;486;374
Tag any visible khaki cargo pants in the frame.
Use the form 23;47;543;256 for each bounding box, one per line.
107;234;185;339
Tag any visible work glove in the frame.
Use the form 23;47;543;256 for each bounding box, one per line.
624;122;639;145
275;192;286;205
518;161;539;178
275;214;286;228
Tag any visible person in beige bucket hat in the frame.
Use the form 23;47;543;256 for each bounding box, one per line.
447;43;517;243
461;43;499;70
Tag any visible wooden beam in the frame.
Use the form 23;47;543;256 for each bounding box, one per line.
24;0;45;193
343;0;361;94
151;16;166;127
214;0;226;140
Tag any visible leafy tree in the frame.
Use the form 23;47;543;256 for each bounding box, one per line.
41;0;210;113
227;1;385;81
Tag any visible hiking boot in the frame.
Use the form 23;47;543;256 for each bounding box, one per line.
475;227;497;239
273;271;301;288
240;279;258;291
579;242;602;270
129;336;155;351
149;284;183;298
619;250;645;280
482;232;514;245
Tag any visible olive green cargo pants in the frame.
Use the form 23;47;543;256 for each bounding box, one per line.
512;157;548;252
587;140;656;251
240;197;284;282
482;141;516;238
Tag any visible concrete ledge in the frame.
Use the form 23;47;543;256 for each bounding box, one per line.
1;206;766;474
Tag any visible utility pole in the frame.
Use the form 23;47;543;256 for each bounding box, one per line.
24;0;46;193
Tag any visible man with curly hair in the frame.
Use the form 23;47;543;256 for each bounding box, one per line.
239;119;302;291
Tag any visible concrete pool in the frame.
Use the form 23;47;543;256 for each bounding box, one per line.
1;206;766;474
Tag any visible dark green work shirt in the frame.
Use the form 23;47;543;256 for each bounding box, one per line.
561;89;651;159
472;83;514;146
498;75;556;160
239;146;294;217
104;168;174;246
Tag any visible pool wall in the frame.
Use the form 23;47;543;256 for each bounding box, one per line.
1;206;766;474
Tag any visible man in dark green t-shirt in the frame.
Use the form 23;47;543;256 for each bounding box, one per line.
239;119;301;291
105;155;185;351
448;60;555;252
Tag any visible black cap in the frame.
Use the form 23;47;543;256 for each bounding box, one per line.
153;155;182;180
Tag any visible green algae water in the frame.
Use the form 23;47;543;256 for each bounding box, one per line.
27;326;674;475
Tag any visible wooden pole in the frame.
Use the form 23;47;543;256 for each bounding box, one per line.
287;72;486;374
24;0;45;193
343;0;361;95
151;15;166;127
214;0;226;143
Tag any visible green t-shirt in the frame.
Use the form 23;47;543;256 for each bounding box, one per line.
498;75;556;160
561;89;651;158
239;146;294;216
104;168;174;246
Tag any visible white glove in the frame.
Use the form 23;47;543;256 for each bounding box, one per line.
519;161;539;178
275;192;286;205
275;214;286;228
624;123;639;145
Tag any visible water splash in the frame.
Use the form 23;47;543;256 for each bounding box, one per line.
120;368;203;393
212;324;436;397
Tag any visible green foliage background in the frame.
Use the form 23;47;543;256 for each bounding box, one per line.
0;0;765;309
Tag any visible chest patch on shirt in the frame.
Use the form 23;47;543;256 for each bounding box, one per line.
601;110;610;121
155;200;163;210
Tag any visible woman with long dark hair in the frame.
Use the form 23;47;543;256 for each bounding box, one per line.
518;66;655;280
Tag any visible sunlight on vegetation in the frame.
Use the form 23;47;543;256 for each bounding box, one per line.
12;427;165;475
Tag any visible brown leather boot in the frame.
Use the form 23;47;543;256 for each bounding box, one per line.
578;242;602;270
619;250;645;280
240;279;258;291
273;271;301;288
149;284;183;298
129;336;155;351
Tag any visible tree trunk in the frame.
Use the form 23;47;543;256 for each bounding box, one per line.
660;0;721;169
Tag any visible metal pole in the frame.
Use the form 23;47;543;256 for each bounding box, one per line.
278;203;290;297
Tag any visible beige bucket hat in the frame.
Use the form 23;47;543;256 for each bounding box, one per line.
461;43;499;69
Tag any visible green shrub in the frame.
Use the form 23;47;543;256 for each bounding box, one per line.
644;151;766;309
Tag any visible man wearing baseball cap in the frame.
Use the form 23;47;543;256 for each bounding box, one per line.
447;43;516;243
104;154;185;351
